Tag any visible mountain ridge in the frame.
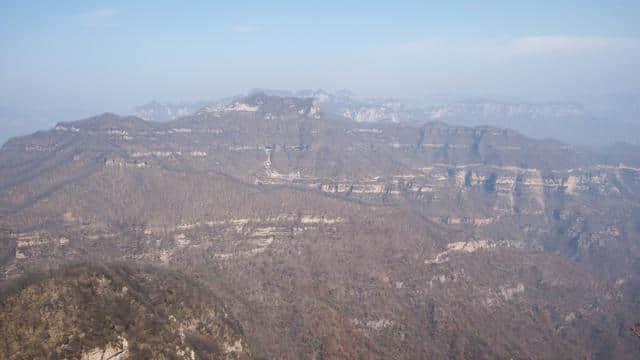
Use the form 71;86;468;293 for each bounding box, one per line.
1;94;639;358
130;90;640;146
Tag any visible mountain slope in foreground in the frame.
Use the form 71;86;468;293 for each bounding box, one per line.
0;262;253;359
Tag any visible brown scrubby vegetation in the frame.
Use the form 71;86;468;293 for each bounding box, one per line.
1;95;640;358
0;262;254;359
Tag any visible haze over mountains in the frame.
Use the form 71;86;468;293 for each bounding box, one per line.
1;92;639;358
132;89;640;147
3;89;638;148
3;1;640;358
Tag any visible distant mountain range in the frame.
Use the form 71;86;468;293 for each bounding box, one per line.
2;90;637;148
132;90;640;147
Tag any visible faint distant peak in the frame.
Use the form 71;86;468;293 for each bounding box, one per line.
196;92;320;119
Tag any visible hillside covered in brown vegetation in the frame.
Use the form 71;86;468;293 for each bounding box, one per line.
0;262;253;359
1;94;639;359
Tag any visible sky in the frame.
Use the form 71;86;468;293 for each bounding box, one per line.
1;1;640;114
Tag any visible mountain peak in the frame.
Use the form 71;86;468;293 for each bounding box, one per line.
199;93;320;118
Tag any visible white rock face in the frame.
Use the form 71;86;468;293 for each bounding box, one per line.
81;336;128;360
367;319;394;330
500;283;525;300
171;128;192;133
424;240;520;265
224;339;244;354
107;129;129;136
55;125;80;132
143;213;345;262
343;107;399;123
105;158;149;168
309;102;320;118
174;233;190;247
225;102;259;112
565;175;581;194
131;151;177;158
351;318;394;331
300;216;344;224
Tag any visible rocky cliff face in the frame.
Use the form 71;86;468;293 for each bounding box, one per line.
133;101;200;122
1;95;639;359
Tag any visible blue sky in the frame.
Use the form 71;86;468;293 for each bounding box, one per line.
1;1;639;113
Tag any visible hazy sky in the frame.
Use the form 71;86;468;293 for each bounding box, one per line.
1;1;640;113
